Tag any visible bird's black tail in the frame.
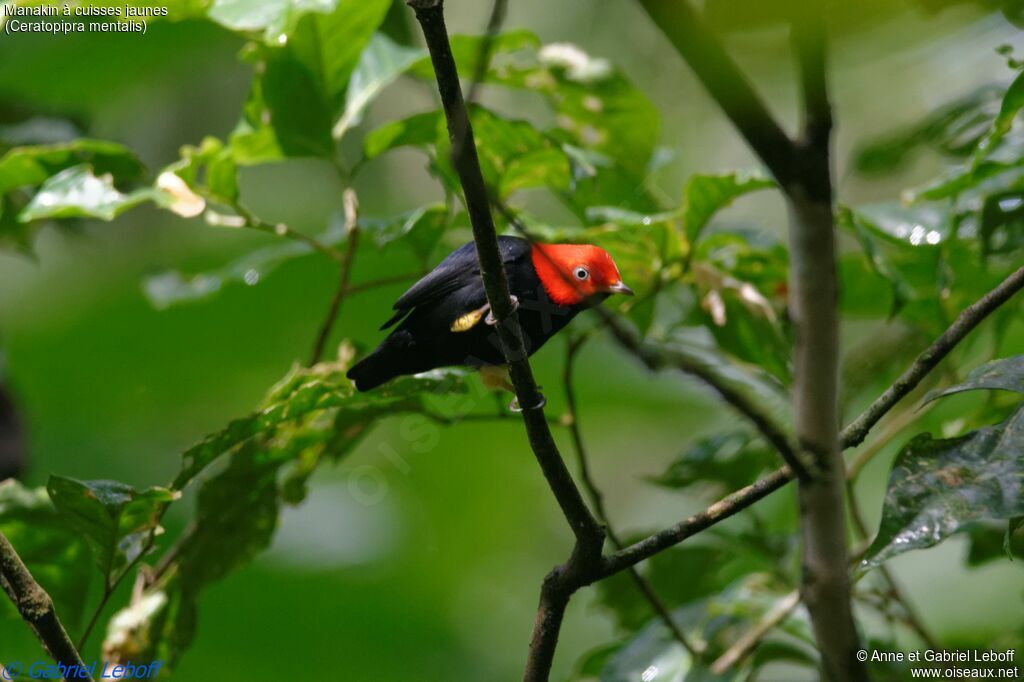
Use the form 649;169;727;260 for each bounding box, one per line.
346;349;399;392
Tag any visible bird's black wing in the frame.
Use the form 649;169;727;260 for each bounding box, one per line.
380;237;530;329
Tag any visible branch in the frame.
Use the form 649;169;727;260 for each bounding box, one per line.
309;189;360;365
563;337;701;658
602;466;793;577
0;531;93;681
407;3;604;678
232;204;346;265
710;589;801;674
634;0;797;186
782;9;868;680
841;265;1024;448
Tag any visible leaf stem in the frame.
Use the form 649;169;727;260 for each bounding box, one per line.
309;189;360;365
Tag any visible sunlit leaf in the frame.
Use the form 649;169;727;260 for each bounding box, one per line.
863;405;1024;568
363;110;441;160
681;171;775;244
333;33;426;140
228;0;392;161
173;361;467;489
0;139;144;198
19;165;163;222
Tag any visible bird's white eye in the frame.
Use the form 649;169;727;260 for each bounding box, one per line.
573;266;590;281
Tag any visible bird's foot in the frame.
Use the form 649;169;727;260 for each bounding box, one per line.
485;295;519;325
509;391;546;413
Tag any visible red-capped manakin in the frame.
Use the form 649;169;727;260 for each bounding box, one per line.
347;236;633;392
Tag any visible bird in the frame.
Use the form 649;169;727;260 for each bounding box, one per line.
347;236;633;395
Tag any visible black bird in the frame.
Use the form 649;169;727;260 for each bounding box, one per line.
347;236;633;392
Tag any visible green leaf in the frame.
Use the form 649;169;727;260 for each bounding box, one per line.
332;33;426;140
19;165;163;222
361;204;448;260
165;136;239;205
0;480;92;628
965;519;1024;566
208;0;336;42
363;110;441;159
505;42;660;177
228;0;392;161
662;328;794;438
863;405;1024;568
173;361;467;489
0;139;144;198
46;476;177;581
681;171;775;244
924;356;1024;404
974;69;1024;161
648;430;776;495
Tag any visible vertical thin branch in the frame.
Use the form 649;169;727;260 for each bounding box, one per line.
563;337;701;659
0;531;93;680
309;189;360;366
406;3;604;679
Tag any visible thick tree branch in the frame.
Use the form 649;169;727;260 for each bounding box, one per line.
407;3;604;678
0;531;93;681
841;265;1024;448
785;9;866;680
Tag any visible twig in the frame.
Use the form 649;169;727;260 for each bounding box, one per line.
601;466;793;578
310;189;361;365
563;337;702;658
406;3;605;679
0;531;93;680
76;530;159;651
233;204;346;265
464;0;507;107
710;589;801;674
841;265;1024;448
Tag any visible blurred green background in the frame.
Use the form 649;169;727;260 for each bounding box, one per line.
1;1;1022;679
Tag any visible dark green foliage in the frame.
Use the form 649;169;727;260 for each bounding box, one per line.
46;476;175;583
0;481;91;628
864;404;1024;568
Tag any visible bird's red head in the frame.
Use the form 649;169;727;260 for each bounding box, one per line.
530;243;634;306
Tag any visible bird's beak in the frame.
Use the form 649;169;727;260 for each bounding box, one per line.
607;281;634;296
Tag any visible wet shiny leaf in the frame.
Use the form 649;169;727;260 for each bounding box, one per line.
864;405;1024;568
